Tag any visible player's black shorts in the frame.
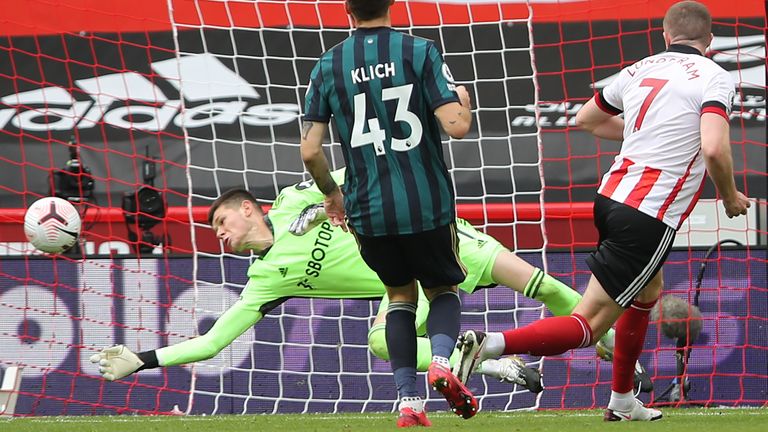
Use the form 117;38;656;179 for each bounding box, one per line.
351;222;467;289
586;195;676;308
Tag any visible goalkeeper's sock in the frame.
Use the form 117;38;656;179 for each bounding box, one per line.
613;299;656;393
476;358;501;377
523;268;581;317
599;327;617;351
136;350;159;371
426;291;461;360
502;314;592;356
387;302;419;398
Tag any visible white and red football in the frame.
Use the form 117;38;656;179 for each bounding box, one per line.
23;197;82;254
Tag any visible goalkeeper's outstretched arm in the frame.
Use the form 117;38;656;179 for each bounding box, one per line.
90;299;263;381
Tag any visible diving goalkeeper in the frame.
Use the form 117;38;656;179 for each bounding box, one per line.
90;170;635;391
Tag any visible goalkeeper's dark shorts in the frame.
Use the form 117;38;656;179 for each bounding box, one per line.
586;195;676;308
351;222;467;289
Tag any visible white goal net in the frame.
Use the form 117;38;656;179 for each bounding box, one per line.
168;0;547;414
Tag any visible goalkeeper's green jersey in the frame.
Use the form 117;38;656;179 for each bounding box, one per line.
246;172;385;308
156;170;503;366
249;169;498;312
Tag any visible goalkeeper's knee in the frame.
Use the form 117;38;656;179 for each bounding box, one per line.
367;323;389;361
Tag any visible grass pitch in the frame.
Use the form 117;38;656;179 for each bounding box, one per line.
1;408;766;432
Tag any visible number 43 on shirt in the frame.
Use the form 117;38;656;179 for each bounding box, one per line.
351;83;423;155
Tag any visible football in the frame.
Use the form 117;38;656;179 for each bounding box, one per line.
23;197;82;254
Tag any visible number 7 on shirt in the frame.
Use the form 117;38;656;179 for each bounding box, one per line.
633;78;669;132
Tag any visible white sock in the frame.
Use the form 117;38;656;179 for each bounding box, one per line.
476;359;500;376
155;347;168;367
608;390;635;411
484;332;506;358
398;396;424;412
432;355;450;368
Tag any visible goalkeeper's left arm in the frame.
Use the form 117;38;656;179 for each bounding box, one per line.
90;299;263;381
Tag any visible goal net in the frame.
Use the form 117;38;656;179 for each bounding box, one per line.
169;0;547;414
0;0;765;416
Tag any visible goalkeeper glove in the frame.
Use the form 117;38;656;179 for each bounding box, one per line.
288;204;327;236
89;345;144;381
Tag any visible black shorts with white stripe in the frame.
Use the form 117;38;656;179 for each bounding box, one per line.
586;195;676;308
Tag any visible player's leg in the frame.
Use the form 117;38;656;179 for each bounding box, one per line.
457;197;664;384
422;285;460;367
455;220;619;357
448;222;601;389
462;248;576;391
489;250;619;352
370;293;543;393
455;269;622;380
352;230;429;426
517;274;621;353
581;197;672;421
385;282;433;427
605;270;664;422
369;222;552;391
368;290;441;371
422;284;478;419
406;222;477;419
384;281;421;398
457;218;583;318
415;224;464;369
490;250;581;317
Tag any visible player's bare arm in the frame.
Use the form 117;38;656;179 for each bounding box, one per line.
300;120;339;195
700;112;750;218
575;97;624;141
300;120;347;230
435;85;472;139
300;121;337;194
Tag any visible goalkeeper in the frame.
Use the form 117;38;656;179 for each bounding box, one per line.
90;169;634;390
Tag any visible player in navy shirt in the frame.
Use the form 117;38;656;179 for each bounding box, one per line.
300;0;475;426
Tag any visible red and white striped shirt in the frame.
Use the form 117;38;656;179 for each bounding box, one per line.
595;44;734;229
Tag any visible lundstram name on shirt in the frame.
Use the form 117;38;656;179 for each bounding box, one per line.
625;55;702;80
511;93;764;128
0;54;300;133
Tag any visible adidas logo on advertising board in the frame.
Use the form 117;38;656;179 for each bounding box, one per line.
0;54;300;133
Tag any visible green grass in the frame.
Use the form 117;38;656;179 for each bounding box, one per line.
1;408;766;432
